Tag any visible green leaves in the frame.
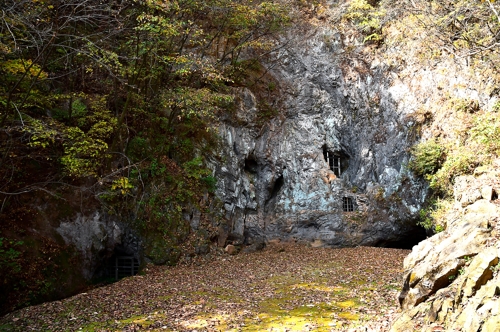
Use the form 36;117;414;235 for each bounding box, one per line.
61;127;108;177
111;177;134;195
344;0;386;42
160;87;233;122
60;98;116;177
411;107;500;194
409;139;445;177
183;156;211;179
22;118;58;149
0;237;23;274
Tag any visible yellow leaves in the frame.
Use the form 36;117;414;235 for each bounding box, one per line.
0;59;48;80
111;177;134;195
58;97;116;178
61;134;109;177
343;0;386;41
347;0;373;13
22;118;58;148
160;87;233;121
0;43;11;55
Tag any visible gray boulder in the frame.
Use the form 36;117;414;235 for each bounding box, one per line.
392;199;500;331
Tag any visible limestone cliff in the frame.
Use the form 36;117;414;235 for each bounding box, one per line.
212;24;429;247
209;2;500;328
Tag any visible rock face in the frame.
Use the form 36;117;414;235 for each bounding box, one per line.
57;212;141;279
212;26;428;248
392;168;500;331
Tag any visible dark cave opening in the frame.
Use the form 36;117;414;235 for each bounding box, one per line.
244;157;259;174
265;174;284;212
269;175;284;201
375;225;428;250
96;247;140;282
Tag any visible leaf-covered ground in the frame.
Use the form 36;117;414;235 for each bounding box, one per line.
0;244;409;331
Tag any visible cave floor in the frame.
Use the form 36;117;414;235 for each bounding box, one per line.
0;244;409;332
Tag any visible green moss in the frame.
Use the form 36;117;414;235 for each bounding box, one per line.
335;300;358;308
0;323;14;332
144;236;181;266
244;300;335;332
339;312;360;320
209;287;243;303
80;313;166;332
239;298;361;331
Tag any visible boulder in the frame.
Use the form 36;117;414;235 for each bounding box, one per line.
454;175;482;207
217;224;230;247
398;217;492;309
392;198;500;331
481;185;494;201
457;248;499;298
225;244;239;255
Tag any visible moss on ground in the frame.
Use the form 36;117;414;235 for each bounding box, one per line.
2;246;408;332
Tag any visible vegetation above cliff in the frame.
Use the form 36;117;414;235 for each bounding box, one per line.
332;0;500;233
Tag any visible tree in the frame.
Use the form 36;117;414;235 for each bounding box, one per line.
0;0;291;312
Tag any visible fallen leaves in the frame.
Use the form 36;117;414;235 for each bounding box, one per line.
0;244;409;331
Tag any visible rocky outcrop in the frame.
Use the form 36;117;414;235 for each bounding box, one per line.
57;212;141;279
212;26;428;248
392;168;500;331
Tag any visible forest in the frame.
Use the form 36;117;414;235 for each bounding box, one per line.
0;0;291;314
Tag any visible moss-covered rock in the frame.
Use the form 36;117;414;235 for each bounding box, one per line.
144;238;181;266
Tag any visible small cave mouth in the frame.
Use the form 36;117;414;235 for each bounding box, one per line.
322;145;350;177
265;174;284;212
97;247;140;282
244;157;259;174
269;175;284;201
374;225;428;250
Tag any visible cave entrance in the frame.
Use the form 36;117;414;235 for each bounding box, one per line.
323;146;349;177
342;197;355;212
374;225;428;250
105;254;140;281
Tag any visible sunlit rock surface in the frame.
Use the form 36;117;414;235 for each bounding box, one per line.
212;27;427;247
392;168;500;331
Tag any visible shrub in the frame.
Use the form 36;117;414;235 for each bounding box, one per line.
409;139;444;177
469;112;500;158
429;147;476;194
417;198;452;233
344;0;386;42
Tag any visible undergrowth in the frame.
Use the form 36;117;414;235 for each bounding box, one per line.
410;104;500;232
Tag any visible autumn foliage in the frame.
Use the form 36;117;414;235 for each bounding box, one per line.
0;0;290;314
